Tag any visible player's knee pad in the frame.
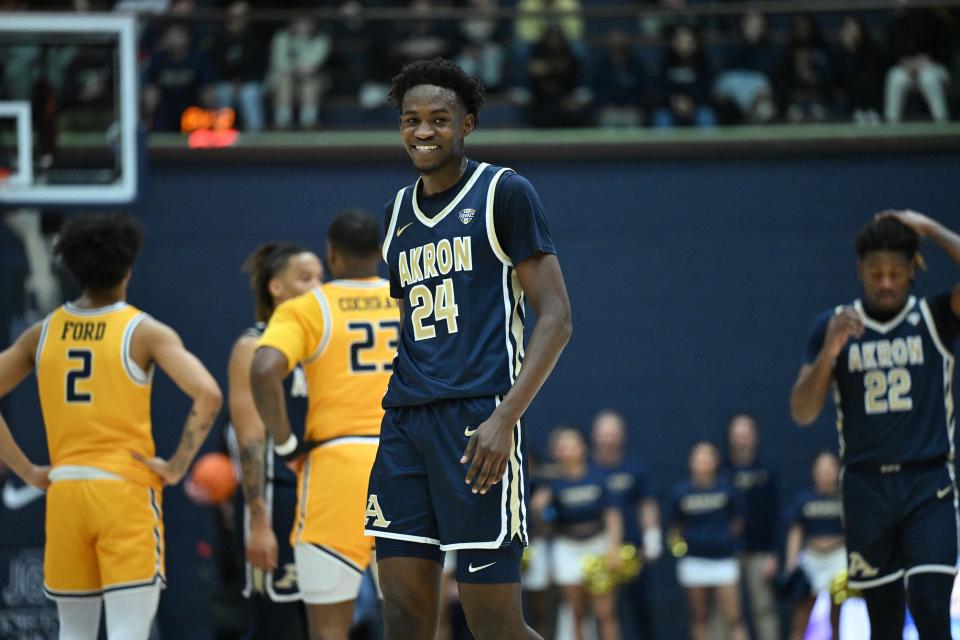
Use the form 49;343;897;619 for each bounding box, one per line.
863;581;907;640
907;572;953;638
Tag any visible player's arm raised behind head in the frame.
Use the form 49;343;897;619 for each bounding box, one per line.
0;323;50;489
132;317;223;485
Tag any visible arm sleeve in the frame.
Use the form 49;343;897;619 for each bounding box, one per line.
256;294;324;372
927;293;960;347
492;172;557;266
803;310;833;364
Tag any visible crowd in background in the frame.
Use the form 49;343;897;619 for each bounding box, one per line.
1;0;959;131
456;410;844;640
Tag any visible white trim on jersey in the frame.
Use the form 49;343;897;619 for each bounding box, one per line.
64;301;128;316
904;565;958;579
853;296;916;334
919;298;956;459
49;465;123;482
304;288;334;364
382;188;406;262
484;167;515;267
34;314;51;375
411;163;489;228
948;461;960;564
317;436;380;449
121;313;152;386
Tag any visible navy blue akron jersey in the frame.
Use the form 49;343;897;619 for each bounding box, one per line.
381;160;556;407
789;488;843;540
669;479;742;559
805;295;960;465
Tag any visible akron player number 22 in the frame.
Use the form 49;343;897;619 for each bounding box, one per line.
864;368;913;414
66;348;93;403
409;278;459;341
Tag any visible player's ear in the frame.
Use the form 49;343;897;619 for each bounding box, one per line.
268;276;283;300
462;113;476;137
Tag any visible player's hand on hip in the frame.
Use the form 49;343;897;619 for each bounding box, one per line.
461;415;513;495
246;516;279;571
875;209;935;236
25;465;50;491
824;307;865;359
133;453;182;485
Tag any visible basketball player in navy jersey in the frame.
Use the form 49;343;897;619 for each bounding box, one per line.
791;211;960;639
363;58;572;640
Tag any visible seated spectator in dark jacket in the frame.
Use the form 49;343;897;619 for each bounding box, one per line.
776;15;834;123
212;1;269;133
143;24;217;132
593;30;645;127
713;11;777;123
835;16;886;125
652;23;717;128
526;26;592;127
454;0;507;92
884;6;952;123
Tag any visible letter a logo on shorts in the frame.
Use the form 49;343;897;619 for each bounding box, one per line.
848;552;879;578
365;494;392;528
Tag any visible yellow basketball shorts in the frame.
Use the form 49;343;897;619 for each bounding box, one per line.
292;436;379;571
44;479;165;598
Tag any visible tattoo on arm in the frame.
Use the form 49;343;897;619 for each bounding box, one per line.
251;376;291;445
168;405;217;478
239;440;266;517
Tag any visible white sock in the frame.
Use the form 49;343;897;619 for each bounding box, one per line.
103;584;160;640
56;597;102;640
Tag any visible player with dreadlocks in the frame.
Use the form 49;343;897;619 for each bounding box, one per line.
791;211;960;639
360;57;573;640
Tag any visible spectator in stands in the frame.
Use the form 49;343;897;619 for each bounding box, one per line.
592;410;661;640
670;441;748;640
653;23;717;128
784;451;844;640
212;1;268;133
531;426;623;640
391;0;457;70
455;0;506;92
713;11;777;123
143;23;217;132
267;15;332;129
835;15;886;125
884;5;952;123
61;41;115;130
776;14;834;123
526;25;592;127
512;0;585;103
592;30;646;128
722;414;779;640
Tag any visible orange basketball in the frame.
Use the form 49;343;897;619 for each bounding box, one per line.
186;452;238;505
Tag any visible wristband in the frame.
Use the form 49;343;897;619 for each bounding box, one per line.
274;434;298;457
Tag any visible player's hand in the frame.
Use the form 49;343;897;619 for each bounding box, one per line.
24;464;50;491
875;209;935;237
461;414;513;495
246;515;278;571
606;547;623;573
133;453;183;486
823;308;864;360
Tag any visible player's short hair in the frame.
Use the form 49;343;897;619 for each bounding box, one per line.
389;58;486;124
327;209;381;259
855;216;919;261
55;213;142;292
243;242;309;322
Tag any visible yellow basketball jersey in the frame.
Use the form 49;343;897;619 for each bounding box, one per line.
258;278;399;441
36;302;158;488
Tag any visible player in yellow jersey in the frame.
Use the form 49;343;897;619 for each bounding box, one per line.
251;210;399;640
0;213;222;640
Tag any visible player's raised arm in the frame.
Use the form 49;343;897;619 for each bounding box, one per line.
790;308;864;426
229;335;278;571
0;323;49;489
133;317;222;485
880;210;960;314
462;253;572;494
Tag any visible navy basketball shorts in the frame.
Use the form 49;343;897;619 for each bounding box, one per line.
364;396;529;584
842;461;959;590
